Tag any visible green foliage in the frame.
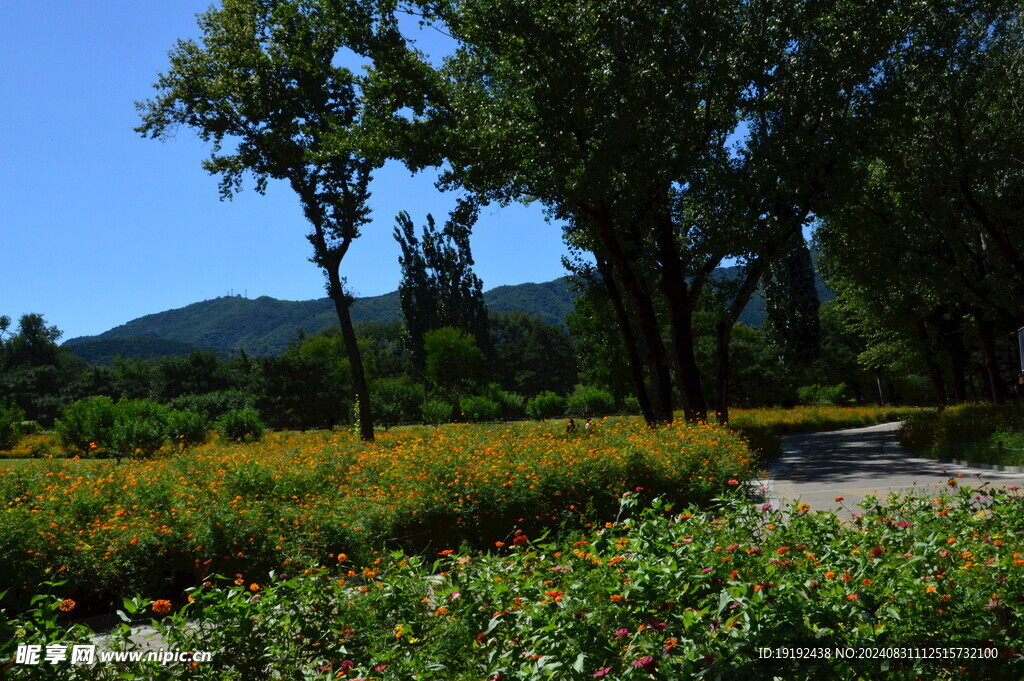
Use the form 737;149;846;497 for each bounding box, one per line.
370;376;422;429
0;313;85;425
166;409;210;449
109;399;170;460
565;385;616;418
459;395;501;422
483;384;526;420
797;383;848;406
423;327;487;397
421;400;452;426
489;310;577;397
168;388;254;421
898;403;1024;456
763;233;822;365
622;395;641;415
10;487;1024;679
525;391;565;420
395;203;490;380
216;408;265;443
55;395;117;456
253;351;351;431
0;398;25;451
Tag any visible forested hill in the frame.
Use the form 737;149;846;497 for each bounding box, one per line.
64;278;578;360
64;271;835;362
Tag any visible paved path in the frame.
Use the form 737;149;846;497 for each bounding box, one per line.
760;421;1024;516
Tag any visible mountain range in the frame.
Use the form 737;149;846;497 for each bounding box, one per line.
64;272;834;364
64;278;578;363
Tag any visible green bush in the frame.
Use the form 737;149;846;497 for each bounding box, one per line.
370;376;423;429
167;409;210;449
484;385;525;420
55;395;117;455
421;400;452;426
459;395;501;422
622;395;641;415
0;399;26;451
169;389;254;421
109;399;171;461
525;391;565;420
797;382;848;406
565;385;616;417
217;408;265;443
898;402;1024;457
18;420;43;436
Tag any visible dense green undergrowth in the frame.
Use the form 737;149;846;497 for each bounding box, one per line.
4;487;1022;680
898;403;1024;467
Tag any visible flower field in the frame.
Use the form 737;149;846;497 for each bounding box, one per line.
5;486;1023;680
0;420;755;614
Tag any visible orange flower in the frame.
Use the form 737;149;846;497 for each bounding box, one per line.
609;594;623;602
834;496;844;502
825;571;835;579
58;599;75;612
152;599;172;615
847;594;858;601
249;583;260;592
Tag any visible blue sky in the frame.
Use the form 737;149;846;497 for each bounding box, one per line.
0;1;569;341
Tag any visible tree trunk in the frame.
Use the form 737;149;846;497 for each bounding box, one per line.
915;320;947;407
596;212;674;423
977;316;1006;404
713;255;770;426
714;320;732;424
654;212;706;422
328;270;374;441
596;257;654;423
948;330;969;403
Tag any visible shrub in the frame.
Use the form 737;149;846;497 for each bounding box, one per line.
0;398;25;451
460;396;501;422
623;395;641;415
797;382;848;406
421;400;452;426
565;385;616;417
525;391;565;420
55;395;117;455
484;386;526;420
109;399;171;461
370;376;423;429
169;389;254;421
217;408;265;443
898;403;1024;456
167;409;210;449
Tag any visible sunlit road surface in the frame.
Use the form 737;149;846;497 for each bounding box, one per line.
759;422;1024;517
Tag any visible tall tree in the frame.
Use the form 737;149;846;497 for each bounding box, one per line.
762;233;821;366
394;199;489;380
136;0;415;440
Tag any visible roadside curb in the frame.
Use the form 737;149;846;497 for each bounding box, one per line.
923;458;1024;475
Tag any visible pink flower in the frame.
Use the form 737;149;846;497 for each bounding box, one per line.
728;479;739;485
633;656;658;672
593;667;612;677
615;628;630;638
